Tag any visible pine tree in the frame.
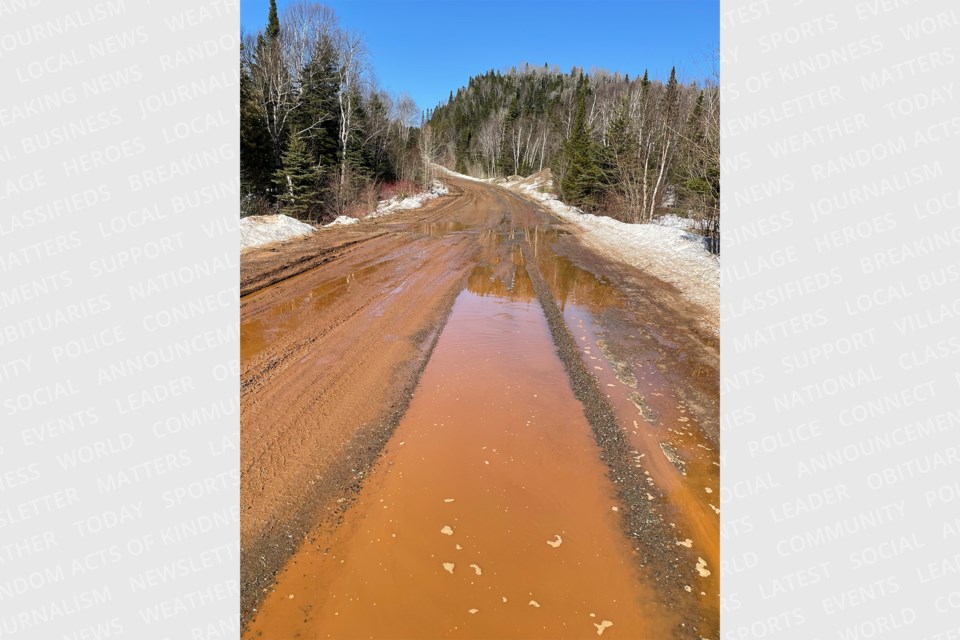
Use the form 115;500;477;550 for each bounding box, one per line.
240;41;275;197
253;0;287;171
607;97;635;179
364;91;392;180
664;67;679;120
274;131;322;220
498;92;522;174
295;37;341;171
265;0;279;41
558;76;602;209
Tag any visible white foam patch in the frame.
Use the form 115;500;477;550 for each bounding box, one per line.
528;600;540;608
547;535;562;548
696;557;711;577
469;564;482;576
441;525;453;536
594;620;613;635
677;539;693;548
443;563;455;574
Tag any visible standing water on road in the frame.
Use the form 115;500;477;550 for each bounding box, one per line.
243;244;676;639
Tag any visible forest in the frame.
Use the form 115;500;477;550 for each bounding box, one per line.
240;0;427;221
424;63;720;249
240;2;719;251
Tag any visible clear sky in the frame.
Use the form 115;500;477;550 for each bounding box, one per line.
240;0;719;115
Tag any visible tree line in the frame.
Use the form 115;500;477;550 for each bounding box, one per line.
240;1;429;222
425;63;720;251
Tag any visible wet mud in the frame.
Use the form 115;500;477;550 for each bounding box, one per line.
245;241;674;639
240;177;719;638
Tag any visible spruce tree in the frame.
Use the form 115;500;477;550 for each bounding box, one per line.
295;37;341;171
265;0;280;41
498;92;522;175
558;76;602;209
274;131;321;220
254;0;287;171
240;41;274;197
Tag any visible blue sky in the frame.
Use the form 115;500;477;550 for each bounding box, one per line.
241;0;719;114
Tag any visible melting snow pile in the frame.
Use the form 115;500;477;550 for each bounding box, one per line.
503;173;719;333
240;181;451;251
324;215;359;227
654;213;696;230
366;180;449;219
240;214;315;250
433;164;492;183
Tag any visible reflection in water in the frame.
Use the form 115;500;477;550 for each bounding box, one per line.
241;260;391;362
523;224;720;636
465;224;618;309
525;226;622;312
418;221;467;237
466;246;535;301
243;264;674;640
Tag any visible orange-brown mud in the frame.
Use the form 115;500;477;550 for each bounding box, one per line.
241;178;719;639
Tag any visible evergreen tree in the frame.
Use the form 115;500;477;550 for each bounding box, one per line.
240;41;274;197
253;0;288;171
558;76;602;209
265;0;280;41
344;85;369;172
364;91;393;180
274;131;322;220
294;37;341;171
499;92;522;174
606;96;635;185
663;67;679;121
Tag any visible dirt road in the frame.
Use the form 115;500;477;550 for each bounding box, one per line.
240;177;719;639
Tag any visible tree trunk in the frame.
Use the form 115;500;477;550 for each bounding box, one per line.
649;139;670;222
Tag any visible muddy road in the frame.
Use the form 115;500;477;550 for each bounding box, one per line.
240;177;719;639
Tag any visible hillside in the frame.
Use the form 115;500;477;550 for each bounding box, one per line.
424;63;719;250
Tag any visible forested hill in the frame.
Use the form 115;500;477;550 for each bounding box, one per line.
423;63;719;234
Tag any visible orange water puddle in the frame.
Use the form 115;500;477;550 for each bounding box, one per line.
241;259;395;362
243;254;675;639
532;232;719;632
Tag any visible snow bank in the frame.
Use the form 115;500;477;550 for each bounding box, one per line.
365;180;449;219
324;215;359;227
504;175;719;333
240;214;315;250
432;164;494;183
240;181;450;250
654;214;695;230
